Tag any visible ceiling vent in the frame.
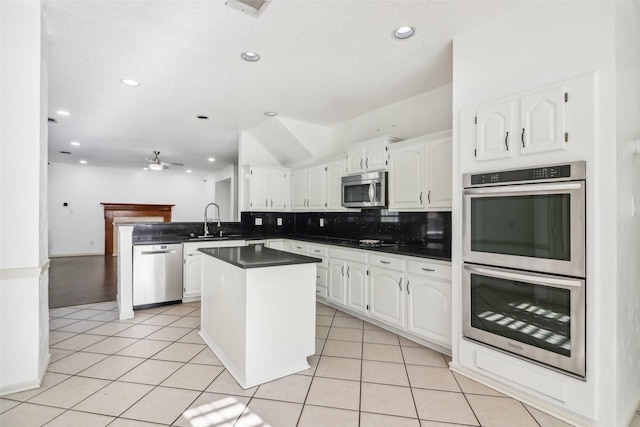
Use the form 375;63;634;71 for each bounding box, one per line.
225;0;270;17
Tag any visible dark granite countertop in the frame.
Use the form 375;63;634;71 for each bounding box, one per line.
199;246;322;269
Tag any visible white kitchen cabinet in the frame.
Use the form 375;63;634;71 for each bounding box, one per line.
346;136;401;175
474;84;567;162
368;266;405;328
406;259;452;346
266;239;284;250
388;131;452;211
328;247;368;310
307;165;326;210
325;157;347;211
247;166;290;211
388;140;425;210
291;168;308;210
183;239;245;301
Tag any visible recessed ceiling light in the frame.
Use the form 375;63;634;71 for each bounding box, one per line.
393;26;415;40
79;160;87;164
186;170;192;173
241;52;260;62
57;110;70;116
143;167;148;171
208;157;216;162
121;79;140;86
197;116;209;120
264;111;277;117
70;141;80;146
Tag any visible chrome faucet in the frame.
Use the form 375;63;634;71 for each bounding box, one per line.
203;202;221;236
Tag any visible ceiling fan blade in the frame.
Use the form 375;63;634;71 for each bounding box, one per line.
163;161;184;166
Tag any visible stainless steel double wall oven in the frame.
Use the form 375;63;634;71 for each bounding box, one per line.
462;161;586;377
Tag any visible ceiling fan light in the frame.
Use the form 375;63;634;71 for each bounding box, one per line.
149;163;163;171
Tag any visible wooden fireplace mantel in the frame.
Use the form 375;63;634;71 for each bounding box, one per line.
101;203;174;255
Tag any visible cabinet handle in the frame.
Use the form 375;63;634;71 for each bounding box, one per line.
360;159;363;169
271;199;273;207
422;267;435;272
265;199;268;207
341;265;345;276
366;158;369;169
347;266;350;277
407;281;411;294
316;275;320;279
398;278;403;291
316;290;321;294
380;260;391;264
419;192;423;204
427;190;431;204
314;249;321;253
505;131;509;151
521;128;525;147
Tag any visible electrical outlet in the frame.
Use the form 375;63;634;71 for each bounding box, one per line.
277;217;283;226
320;218;324;227
255;217;262;226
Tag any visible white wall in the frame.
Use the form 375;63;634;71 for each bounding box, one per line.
48;163;214;256
614;0;640;423
209;163;236;221
451;1;637;426
330;84;452;151
0;0;50;395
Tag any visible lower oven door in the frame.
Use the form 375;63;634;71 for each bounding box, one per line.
462;263;585;378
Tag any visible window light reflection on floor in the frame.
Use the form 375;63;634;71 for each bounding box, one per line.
183;396;272;427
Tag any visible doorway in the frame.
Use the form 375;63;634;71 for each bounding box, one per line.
215;178;233;221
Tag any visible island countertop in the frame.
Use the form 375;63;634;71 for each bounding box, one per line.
199;245;322;269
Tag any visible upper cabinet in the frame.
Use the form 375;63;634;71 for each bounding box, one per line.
292;157;347;212
346;136;402;175
246;166;290;211
388;130;452;211
473;84;568;162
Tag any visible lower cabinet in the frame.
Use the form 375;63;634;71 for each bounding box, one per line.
406;275;451;347
328;260;347;305
182;240;245;301
345;262;367;314
368;266;405;328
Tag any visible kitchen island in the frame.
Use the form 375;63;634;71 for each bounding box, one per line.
198;245;321;389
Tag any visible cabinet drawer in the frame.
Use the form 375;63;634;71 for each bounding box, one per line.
369;253;405;271
328;247;367;264
308;244;328;257
316;285;328;299
407;259;451;280
316;267;328;287
289;241;308;254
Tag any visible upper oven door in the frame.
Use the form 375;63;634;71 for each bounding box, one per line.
463;180;585;278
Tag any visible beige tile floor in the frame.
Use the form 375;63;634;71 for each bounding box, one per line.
2;300;639;426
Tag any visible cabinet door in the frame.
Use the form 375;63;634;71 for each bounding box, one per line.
183;251;202;298
249;168;269;210
425;138;452;210
365;143;388;171
368;267;405;328
328;261;346;306
345;262;367;314
406;275;451;346
346;147;365;174
476;100;514;161
325;158;346;210
307;165;326;210
268;169;289;210
520;85;566;156
291;168;308;210
388;143;425;210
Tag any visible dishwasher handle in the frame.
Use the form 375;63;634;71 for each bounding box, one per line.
140;249;177;255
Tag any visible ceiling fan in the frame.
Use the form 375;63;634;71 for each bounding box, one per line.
144;151;184;170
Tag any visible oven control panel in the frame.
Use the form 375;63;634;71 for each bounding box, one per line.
470;164;572;185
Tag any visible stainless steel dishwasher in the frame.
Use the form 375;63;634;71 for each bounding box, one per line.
133;243;183;308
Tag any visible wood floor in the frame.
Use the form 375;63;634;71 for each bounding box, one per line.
49;255;117;308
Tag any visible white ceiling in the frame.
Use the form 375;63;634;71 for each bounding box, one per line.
44;0;521;174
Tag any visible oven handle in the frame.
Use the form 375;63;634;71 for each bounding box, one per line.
464;182;582;195
464;264;583;288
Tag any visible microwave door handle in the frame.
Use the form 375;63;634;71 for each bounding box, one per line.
464;182;582;195
368;182;375;203
464;264;583;288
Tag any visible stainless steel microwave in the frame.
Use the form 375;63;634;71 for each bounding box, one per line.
341;171;387;208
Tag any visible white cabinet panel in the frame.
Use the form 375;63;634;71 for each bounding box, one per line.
328;260;347;305
388;143;425;210
368;266;405;328
291;168;308;210
248;166;290;211
307;165;326;210
425;137;453;209
345;262;367;314
325;158;347;211
406;275;451;346
476;100;515;162
520;85;566;155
